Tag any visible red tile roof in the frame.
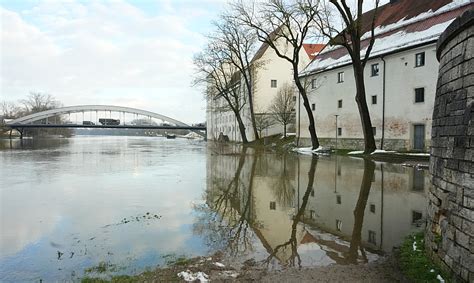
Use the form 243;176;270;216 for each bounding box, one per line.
302;0;473;75
303;44;326;60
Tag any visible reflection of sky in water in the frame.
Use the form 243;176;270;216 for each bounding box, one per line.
0;137;212;282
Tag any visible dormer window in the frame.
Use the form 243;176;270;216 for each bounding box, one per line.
271;80;277;88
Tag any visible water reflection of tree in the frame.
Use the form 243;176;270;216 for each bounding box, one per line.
346;158;376;263
265;155;318;267
193;148;258;256
265;157;377;267
270;154;296;208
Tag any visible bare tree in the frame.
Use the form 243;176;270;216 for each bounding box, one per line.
20;92;60;113
314;0;380;153
212;13;264;140
234;0;321;149
254;110;274;138
1;101;20;118
194;41;249;143
271;83;296;137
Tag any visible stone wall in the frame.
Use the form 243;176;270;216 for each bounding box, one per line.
426;10;473;282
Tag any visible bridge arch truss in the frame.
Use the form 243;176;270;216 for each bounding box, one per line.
7;105;205;136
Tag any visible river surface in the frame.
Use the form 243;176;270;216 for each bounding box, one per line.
0;136;428;281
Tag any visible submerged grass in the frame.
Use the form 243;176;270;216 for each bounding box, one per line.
399;232;451;282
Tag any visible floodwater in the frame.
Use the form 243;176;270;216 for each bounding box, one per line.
0;137;428;281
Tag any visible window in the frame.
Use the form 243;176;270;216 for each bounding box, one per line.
337;72;344;83
372;95;377;104
415;52;425;67
269;201;276;210
336;220;342;231
412;169;424;191
311;189;314;197
370;204;376;213
368;230;376;244
336;195;341;204
312;103;316;111
337;165;341;176
371;63;379;76
310;210;315;219
412;211;423;224
311;79;318;89
337;127;342;136
372;127;376;136
415;88;425;103
271;79;277;88
338;99;342;108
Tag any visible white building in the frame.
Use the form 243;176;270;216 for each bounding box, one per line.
297;0;472;151
206;34;321;142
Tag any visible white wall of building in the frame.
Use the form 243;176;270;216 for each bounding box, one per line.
206;36;311;142
297;43;438;151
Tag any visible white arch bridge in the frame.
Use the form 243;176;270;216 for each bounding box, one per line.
5;105;206;139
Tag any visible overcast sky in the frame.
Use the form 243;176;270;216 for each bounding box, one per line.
0;0;229;124
1;0;389;124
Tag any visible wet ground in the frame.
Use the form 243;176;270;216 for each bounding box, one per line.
0;137;427;282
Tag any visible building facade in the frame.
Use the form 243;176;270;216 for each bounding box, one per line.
206;35;317;142
297;0;473;151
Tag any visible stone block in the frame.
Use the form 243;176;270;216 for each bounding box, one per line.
459;207;474;220
455;229;470;249
464;74;474;88
447;159;459;170
463;196;474;209
461;218;474;237
446;242;461;262
461;58;474;76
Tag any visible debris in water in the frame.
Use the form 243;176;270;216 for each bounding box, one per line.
70;252;74;258
57;251;63;260
177;270;209;282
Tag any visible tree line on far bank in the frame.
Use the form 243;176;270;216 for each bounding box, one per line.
1;92;73;137
194;0;380;154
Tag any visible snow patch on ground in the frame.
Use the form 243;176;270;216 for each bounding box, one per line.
293;146;331;155
348;150;364;155
177;270;209;282
437;274;445;283
371;149;396;154
401;153;430;156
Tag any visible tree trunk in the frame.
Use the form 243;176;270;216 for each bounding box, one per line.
353;61;376;154
235;111;249;144
294;69;320;149
283;122;287;137
246;87;259;141
242;69;259;141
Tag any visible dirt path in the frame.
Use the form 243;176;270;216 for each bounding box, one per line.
133;253;408;282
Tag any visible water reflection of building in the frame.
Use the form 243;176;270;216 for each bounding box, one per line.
205;150;428;266
296;157;428;253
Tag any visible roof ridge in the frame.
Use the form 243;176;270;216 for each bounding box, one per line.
360;0;473;41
